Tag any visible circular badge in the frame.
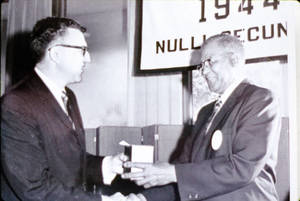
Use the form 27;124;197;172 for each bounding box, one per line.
211;130;223;151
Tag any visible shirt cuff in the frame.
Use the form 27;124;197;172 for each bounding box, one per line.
102;156;117;185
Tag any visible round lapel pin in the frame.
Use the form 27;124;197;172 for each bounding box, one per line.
211;130;223;151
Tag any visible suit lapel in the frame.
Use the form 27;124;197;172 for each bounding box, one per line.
191;80;250;161
190;102;215;161
29;73;73;129
28;73;84;146
192;102;215;138
206;80;249;135
65;87;85;148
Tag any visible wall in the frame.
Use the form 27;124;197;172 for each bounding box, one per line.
67;1;300;198
67;0;184;128
0;0;299;199
296;4;300;200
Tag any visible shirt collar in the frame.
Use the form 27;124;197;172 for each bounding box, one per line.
35;67;66;95
219;77;244;104
35;67;68;113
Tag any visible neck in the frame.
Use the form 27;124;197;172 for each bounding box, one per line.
35;62;67;89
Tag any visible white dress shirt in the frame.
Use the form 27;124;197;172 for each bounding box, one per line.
35;68;68;114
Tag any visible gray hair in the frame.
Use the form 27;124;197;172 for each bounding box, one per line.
202;33;245;62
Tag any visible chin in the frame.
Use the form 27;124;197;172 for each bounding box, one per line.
208;86;220;94
69;77;82;84
76;72;84;81
75;77;82;83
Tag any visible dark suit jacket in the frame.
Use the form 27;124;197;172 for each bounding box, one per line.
1;72;104;201
143;81;281;201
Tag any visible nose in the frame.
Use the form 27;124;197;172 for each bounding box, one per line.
200;64;209;76
84;51;91;63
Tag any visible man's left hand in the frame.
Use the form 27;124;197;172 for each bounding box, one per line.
121;162;177;188
107;153;128;174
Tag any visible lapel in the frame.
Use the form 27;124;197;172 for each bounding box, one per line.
29;73;73;129
65;87;86;146
206;80;249;135
192;102;215;137
189;102;215;158
27;73;85;147
191;80;250;161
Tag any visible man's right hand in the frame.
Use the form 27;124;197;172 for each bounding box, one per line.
122;162;177;188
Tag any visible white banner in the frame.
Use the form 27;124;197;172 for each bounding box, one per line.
140;0;294;70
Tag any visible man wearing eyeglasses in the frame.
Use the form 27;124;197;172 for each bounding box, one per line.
122;34;281;201
1;17;127;201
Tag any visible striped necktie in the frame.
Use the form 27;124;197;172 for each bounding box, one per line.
61;91;75;129
204;98;222;134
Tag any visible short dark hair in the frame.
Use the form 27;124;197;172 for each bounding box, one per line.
30;17;86;63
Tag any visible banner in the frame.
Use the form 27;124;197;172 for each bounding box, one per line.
140;0;294;70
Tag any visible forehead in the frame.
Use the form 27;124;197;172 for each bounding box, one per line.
59;28;87;46
200;41;223;59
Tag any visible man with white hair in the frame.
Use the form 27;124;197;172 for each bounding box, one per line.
123;34;281;201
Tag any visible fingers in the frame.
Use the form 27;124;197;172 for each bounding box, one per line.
137;194;147;201
135;175;156;187
123;162;152;169
118;153;128;162
126;193;147;201
114;166;124;174
109;192;126;201
122;172;158;188
110;153;129;174
122;171;145;179
134;175;164;188
111;192;123;197
121;162;152;179
127;193;142;201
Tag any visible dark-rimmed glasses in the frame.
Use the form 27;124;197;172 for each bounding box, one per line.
196;58;211;72
48;44;88;56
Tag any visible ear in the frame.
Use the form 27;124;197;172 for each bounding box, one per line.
48;47;60;64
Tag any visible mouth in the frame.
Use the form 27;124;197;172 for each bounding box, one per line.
204;75;216;87
204;75;213;81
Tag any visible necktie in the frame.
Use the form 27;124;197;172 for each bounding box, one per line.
204;98;222;134
61;91;75;129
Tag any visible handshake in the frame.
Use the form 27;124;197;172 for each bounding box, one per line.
104;160;176;201
103;144;177;201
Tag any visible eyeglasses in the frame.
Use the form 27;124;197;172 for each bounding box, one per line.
196;58;211;71
48;44;88;56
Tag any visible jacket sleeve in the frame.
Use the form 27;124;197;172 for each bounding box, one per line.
1;95;102;201
86;153;104;185
175;88;281;200
142;183;179;201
